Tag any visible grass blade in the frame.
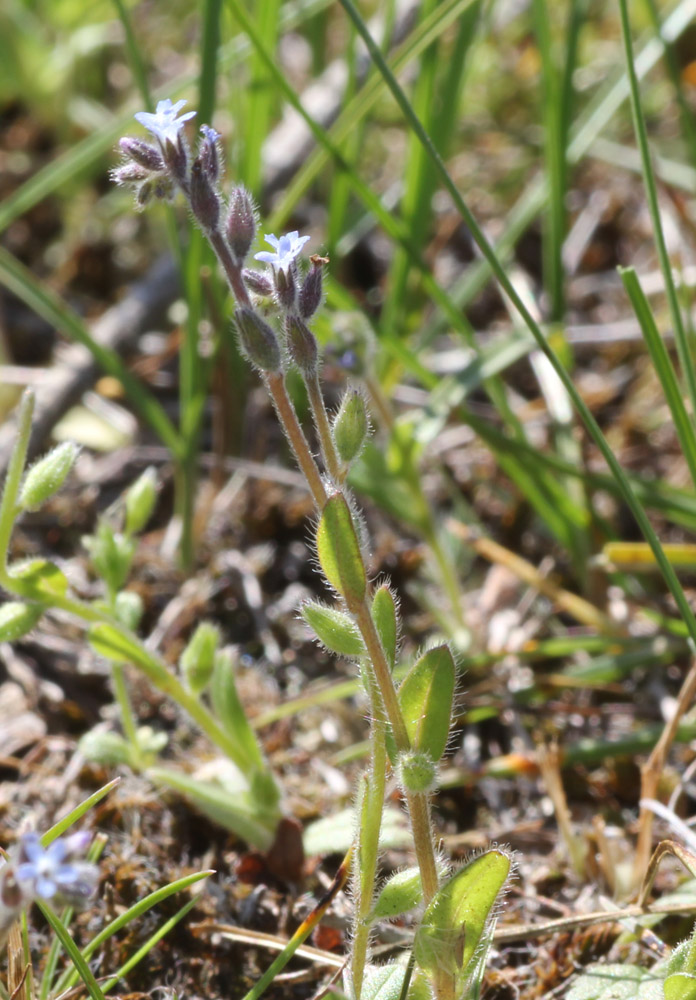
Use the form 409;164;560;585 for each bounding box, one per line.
0;247;181;457
37;904;106;1000
335;0;696;650
620;265;696;490
618;0;696;436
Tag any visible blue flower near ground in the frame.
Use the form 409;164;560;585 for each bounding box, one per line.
255;231;310;272
15;833;92;901
134;99;196;146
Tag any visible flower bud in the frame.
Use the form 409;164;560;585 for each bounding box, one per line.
19;442;78;511
163;133;189;184
180;621;220;694
226;187;256;261
286;315;318;375
111;163;150;186
274;264;296;312
199;124;221;183
235;308;281;372
125;467;158;535
398;750;437;794
332;389;369;466
114;590;144;630
135;181;152;208
243;268;274;297
299;255;327;319
118;136;164;173
190;157;220;231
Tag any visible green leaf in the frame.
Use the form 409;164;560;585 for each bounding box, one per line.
398;645;455;762
301;601;365;657
566;964;662;1000
0;600;44;640
146;765;275;851
665;974;696;1000
371;865;443;922
316;493;366;609
372;585;398;669
413;849;511;985
211;650;265;771
8;559;69;599
303;806;411;856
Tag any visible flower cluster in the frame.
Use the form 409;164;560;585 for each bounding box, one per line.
114;98;326;375
1;830;99;947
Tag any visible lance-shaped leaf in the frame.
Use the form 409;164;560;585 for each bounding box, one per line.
0;600;44;640
301;601;365;657
316;493;366;610
413;849;511;985
211;650;264;771
398;644;455;763
370;861;447;922
359;963;431;1000
89;623;146;665
8;558;69;599
372;585;398;669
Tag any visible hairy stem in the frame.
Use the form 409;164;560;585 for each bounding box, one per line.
265;373;327;508
305;373;342;482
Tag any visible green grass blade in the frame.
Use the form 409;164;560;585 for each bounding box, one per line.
620;265;696;490
268;0;479;233
54;870;212;994
111;0;153;111
642;0;696;165
226;0;477;348
37;904;107;1000
239;0;282;194
336;0;696;649
41;779;120;846
618;0;696;434
532;0;584;322
100;896;199;994
0;0;333;237
199;0;223;124
0;247;182;458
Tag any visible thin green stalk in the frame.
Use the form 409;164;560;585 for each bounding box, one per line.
265;373;327;507
241;847;353;1000
110;662;142;767
37;904;106;1000
351;723;387;998
0;390;34;566
111;0;153;112
305;374;342;481
336;0;696;655
618;0;696;430
620;266;696;490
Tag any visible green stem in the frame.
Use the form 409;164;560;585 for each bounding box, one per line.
305;373;342;481
110;662;142;766
0;390;34;568
265;373;327;507
351;715;387;998
241;847;353;1000
618;0;696;456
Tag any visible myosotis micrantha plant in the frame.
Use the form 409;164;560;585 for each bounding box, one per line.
0;98;513;1000
111;99;512;1000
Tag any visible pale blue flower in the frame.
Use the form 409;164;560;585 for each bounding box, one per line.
255;231;310;272
15;832;95;901
134;99;196;146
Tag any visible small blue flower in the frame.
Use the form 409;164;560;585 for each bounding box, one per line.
255;231;310;272
15;833;92;901
134;99;196;147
